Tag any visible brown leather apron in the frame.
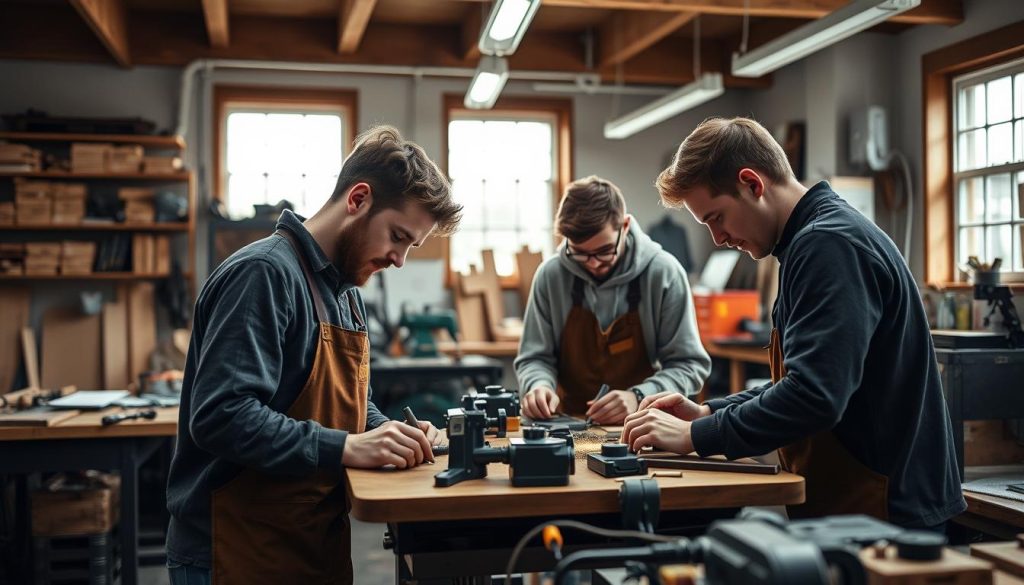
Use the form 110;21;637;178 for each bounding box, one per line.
211;229;369;584
770;328;889;520
556;276;656;415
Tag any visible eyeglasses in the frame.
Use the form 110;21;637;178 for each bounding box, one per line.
565;227;623;264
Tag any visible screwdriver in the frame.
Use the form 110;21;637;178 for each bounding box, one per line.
102;409;157;426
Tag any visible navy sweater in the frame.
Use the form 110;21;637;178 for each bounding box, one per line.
691;182;966;527
166;210;389;567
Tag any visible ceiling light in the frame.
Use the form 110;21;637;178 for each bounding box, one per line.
732;0;921;78
478;0;541;56
603;73;724;140
464;56;509;110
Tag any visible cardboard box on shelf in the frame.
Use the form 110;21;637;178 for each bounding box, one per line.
70;143;111;173
117;187;154;201
124;201;155;223
142;156;183;174
107;145;143;173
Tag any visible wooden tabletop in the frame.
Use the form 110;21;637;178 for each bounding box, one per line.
0;406;178;441
703;341;770;365
346;438;805;523
965;491;1024;529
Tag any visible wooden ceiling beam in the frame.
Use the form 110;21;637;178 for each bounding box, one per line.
69;0;131;67
338;0;379;54
201;0;229;48
461;5;483;61
455;0;963;25
599;10;696;68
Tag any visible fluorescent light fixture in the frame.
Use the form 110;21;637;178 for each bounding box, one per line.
732;0;920;78
464;56;509;110
478;0;541;56
603;73;724;140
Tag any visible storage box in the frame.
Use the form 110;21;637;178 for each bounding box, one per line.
692;290;761;341
31;474;120;537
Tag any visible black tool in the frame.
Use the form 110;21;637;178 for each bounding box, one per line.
461;385;521;431
434;406;508;487
588;443;648;478
402;406;437;463
585;384;610;426
101;409;156;426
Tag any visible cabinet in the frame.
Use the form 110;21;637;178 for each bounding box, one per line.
0;131;195;281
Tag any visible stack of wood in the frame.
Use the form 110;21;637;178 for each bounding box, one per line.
14;179;51;225
142;155;183;174
70;143;110;173
0;243;25;275
25;242;61;276
118;187;155;223
131;234;170;275
0;202;13;226
0;142;41;172
61;241;96;275
51;182;87;224
452;249;527;343
31;472;120;537
108;145;143;173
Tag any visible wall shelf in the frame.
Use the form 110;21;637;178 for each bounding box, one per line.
0;171;190;180
0;131;185;150
2;223;189;232
0;272;193;281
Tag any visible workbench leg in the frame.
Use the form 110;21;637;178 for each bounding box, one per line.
120;443;140;585
729;359;744;394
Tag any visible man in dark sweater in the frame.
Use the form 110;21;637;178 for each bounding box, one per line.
623;117;964;529
166;125;462;584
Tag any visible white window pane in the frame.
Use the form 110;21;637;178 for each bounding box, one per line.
517;180;553;229
1016;120;1024;162
483;230;519;276
959;177;985;223
988;77;1013;125
959;83;985;129
986;173;1012;222
449;120;484;152
265;114;306;173
449;146;487;181
483;179;520;229
453;179;485;229
517;122;552;152
450;230;484;274
959;129;987;171
986;224;1011;267
1016;73;1024;119
226;113;267;174
301;115;343;175
301;174;338;217
959;226;983;266
520;228;555;257
267;173;305;208
1017;172;1024;220
1015;225;1024;271
227;173;266;218
988;122;1013;166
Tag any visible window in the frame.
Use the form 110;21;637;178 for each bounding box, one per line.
214;86;357;219
443;96;572;284
953;58;1024;275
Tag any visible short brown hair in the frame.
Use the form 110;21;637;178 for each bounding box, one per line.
331;125;462;236
656;117;794;208
555;175;626;242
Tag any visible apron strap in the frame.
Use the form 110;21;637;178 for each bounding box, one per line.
571;276;585;306
626;276;642;311
346;292;365;330
276;229;329;324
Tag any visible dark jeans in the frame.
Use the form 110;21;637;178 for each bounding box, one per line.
168;562;211;585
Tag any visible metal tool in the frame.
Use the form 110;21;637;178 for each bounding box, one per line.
398;307;459;357
461;385;521;431
101;409;156;426
403;406;441;461
588;443;648;478
584;383;610;426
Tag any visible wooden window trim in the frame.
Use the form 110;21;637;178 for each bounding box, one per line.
440;94;574;290
212;85;358;205
922;22;1024;287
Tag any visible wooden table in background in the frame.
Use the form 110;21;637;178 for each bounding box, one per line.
704;341;770;394
346;435;804;582
0;406;178;585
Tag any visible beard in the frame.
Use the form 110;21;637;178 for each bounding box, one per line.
334;214;388;286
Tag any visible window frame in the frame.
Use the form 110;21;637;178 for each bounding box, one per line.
212;85;358;215
923;22;1024;290
441;94;573;289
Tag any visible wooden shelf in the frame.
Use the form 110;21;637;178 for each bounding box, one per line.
0;171;189;180
2;223;189;232
0;131;185;150
0;272;192;281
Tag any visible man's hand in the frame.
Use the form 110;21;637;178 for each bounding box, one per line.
638;391;710;421
585;389;638;425
342;420;434;469
416;420;441;446
522;386;560;420
622;408;695;454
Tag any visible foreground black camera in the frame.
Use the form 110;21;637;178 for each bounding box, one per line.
587;443;647;478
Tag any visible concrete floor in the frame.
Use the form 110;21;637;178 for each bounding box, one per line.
138;519;394;585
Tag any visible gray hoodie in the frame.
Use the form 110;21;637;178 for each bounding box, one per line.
515;217;711;400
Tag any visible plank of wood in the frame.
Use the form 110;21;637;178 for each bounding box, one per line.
0;405;178;441
0;287;30;393
972;540;1024;579
126;282;157;382
515;245;543;312
102;285;129;389
21;327;40;390
452;272;488;342
41;307;103;390
69;0;131;67
0;408;81;427
460;251;519;341
200;0;229;48
640;453;780;475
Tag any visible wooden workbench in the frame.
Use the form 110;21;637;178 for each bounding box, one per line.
0;406;178;441
704;340;770;394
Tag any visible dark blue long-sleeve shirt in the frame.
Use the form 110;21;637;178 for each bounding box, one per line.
691;182;966;528
166;210;388;567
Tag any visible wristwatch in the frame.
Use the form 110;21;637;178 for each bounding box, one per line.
630;388;646;406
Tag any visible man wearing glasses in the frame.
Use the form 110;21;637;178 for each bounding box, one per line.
515;175;710;425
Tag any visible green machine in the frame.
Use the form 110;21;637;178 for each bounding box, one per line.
398;308;459;358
